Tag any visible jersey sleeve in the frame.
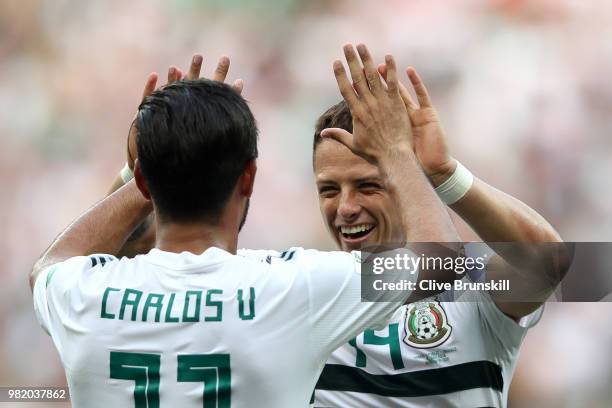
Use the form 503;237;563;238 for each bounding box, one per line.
467;246;545;348
475;289;544;349
237;248;282;264
294;249;415;357
32;254;116;336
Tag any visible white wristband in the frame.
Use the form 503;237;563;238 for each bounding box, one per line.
120;163;134;183
434;161;473;205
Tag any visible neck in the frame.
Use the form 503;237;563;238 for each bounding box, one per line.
155;218;238;255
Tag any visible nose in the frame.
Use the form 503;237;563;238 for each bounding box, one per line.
337;190;360;222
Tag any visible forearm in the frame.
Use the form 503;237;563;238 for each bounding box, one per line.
380;147;461;303
117;213;156;258
449;174;565;285
107;174;126;195
380;147;459;243
107;169;156;256
31;181;152;286
450;177;561;243
445;173;568;318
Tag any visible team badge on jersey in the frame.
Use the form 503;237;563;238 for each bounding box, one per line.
403;301;452;349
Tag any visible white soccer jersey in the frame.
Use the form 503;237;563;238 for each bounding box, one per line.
313;286;543;408
33;247;413;408
238;247;544;408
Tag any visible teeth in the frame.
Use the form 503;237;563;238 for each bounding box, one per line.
340;224;374;235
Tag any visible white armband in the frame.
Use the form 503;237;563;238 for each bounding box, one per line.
120;163;134;183
435;161;473;205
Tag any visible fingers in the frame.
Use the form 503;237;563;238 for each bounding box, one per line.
383;54;399;95
320;128;354;151
343;44;370;98
167;54;239;92
406;67;432;108
333;60;360;112
141;72;158;101
213;56;231;82
186;54;203;80
378;64;416;112
232;79;244;95
167;66;181;84
356;44;383;95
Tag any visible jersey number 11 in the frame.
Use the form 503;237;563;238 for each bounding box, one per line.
110;351;231;407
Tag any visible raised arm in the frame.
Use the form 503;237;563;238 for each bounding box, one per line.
378;65;567;317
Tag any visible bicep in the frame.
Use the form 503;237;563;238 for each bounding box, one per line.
486;254;546;320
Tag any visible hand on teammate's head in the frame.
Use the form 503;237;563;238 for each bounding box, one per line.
127;53;244;169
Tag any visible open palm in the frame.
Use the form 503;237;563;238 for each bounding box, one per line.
379;66;456;185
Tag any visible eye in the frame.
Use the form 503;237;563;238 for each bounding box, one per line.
359;182;382;193
318;185;339;197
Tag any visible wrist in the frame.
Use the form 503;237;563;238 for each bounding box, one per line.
377;143;416;170
122;180;154;219
434;160;474;205
377;144;424;189
380;141;415;161
120;163;134;184
428;158;458;188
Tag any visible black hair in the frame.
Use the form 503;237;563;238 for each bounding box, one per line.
136;79;258;223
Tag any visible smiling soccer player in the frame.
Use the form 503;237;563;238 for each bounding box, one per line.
309;55;565;407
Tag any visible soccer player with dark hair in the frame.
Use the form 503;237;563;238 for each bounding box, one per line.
30;46;461;407
308;63;565;407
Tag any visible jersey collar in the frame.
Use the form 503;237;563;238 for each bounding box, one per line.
143;246;234;271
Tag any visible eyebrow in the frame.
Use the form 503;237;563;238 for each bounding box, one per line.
316;176;383;185
354;177;383;184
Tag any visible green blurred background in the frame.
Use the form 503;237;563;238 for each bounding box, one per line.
0;0;611;406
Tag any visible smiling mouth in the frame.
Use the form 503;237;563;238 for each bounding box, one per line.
338;224;376;243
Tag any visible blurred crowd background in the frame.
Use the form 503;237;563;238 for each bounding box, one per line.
1;0;611;407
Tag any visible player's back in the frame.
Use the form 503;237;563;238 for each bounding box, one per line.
33;247;404;407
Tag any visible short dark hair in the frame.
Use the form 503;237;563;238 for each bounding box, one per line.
312;100;352;165
136;79;258;223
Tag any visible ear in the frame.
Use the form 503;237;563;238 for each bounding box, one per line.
134;159;152;201
239;159;257;198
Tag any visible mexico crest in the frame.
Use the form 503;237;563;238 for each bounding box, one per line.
403;301;452;349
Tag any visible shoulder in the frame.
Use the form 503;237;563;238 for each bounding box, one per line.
237;248;360;282
43;254;119;290
238;247;357;264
